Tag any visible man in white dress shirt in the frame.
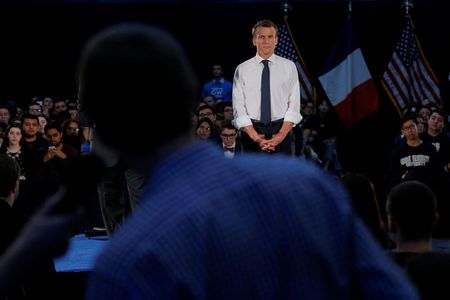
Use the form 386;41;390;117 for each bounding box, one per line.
232;19;301;155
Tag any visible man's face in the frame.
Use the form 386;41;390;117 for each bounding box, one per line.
302;103;314;117
28;104;42;116
22;118;39;137
203;96;215;107
223;106;234;120
401;120;419;141
0;108;10;124
198;108;216;122
428;112;444;133
253;26;278;58
46;128;62;146
221;128;237;147
54;101;67;114
212;65;223;78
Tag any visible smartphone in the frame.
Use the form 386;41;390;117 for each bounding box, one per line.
48;146;56;151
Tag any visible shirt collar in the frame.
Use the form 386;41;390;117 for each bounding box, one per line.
222;142;236;148
213;78;225;84
256;54;276;64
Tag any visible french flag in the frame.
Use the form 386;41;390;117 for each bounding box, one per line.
319;17;379;130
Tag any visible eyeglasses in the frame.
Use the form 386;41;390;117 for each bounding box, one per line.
67;127;80;132
29;108;42;112
198;112;213;118
221;133;237;138
402;124;417;131
198;126;211;131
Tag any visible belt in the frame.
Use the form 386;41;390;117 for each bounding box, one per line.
251;118;284;139
251;118;284;127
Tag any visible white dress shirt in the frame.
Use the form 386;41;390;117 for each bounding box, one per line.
232;54;302;129
222;142;236;159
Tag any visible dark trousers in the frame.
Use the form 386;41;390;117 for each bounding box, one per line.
97;164;146;235
241;119;293;155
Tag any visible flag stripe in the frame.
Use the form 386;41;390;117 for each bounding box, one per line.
416;59;440;100
384;59;409;107
319;48;371;106
382;15;441;115
275;17;315;102
321;27;359;74
334;80;379;126
295;61;314;100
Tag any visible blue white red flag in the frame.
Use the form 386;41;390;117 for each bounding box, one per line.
319;17;379;129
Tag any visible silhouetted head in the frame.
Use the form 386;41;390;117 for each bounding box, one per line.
386;180;438;241
78;23;198;157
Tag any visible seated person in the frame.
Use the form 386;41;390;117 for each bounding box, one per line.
386;180;439;268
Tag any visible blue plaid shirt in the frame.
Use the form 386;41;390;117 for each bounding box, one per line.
86;142;419;299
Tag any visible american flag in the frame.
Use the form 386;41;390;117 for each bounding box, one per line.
382;15;441;115
275;17;315;102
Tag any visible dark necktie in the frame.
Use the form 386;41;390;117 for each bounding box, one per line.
224;146;235;152
260;59;271;125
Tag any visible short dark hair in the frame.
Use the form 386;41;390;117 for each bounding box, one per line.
21;112;39;125
387;181;437;241
44;122;61;135
430;108;447;122
78;23;198;156
220;120;237;133
0;153;20;198
252;19;278;38
399;113;417;130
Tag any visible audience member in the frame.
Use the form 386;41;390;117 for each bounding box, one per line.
389;114;440;187
386;180;438;268
220;102;234;121
195;117;215;141
50;99;71;128
0;153;57;299
342;173;389;248
41;96;54;119
201;64;233;102
42;122;79;177
61;119;85;155
420;108;450;237
0;123;29;180
28;102;43;117
219;120;241;158
20;113;49;173
420;109;450;174
0;105;11;125
0;122;5;148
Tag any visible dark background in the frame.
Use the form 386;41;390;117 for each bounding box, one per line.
0;0;449;178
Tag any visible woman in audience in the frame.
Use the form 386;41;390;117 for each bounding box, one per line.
61;119;85;155
0;123;29;180
195;117;215;141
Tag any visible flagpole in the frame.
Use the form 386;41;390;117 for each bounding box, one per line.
279;0;317;108
401;0;414;16
281;1;292;19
